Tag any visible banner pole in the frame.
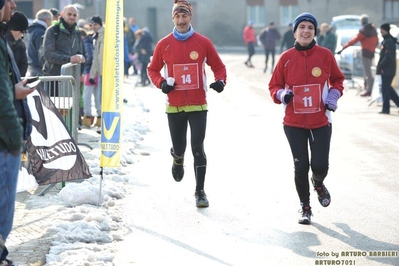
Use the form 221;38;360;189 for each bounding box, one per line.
98;166;103;206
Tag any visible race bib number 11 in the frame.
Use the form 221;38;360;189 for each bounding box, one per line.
292;84;321;114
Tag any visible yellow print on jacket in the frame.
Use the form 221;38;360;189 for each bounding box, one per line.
190;51;199;60
312;67;322;77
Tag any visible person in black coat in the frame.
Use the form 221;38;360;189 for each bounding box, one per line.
6;11;33;142
280;22;295;53
376;23;399;114
6;11;29;77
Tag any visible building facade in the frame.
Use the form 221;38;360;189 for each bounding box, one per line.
14;0;399;46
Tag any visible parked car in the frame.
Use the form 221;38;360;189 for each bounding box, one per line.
330;15;361;30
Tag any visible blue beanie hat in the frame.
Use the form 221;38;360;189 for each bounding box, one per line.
293;12;318;35
0;0;5;10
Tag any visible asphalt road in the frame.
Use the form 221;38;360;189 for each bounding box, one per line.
114;52;399;266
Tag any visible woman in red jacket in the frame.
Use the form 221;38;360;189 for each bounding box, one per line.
269;12;344;225
147;0;226;208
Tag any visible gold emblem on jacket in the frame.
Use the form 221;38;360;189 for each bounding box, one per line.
312;67;322;77
190;51;199;60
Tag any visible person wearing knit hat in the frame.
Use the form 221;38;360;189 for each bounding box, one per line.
90;15;103;27
148;0;227;208
6;11;29;76
6;10;28;32
376;23;399;114
293;12;318;35
269;12;344;225
380;23;390;33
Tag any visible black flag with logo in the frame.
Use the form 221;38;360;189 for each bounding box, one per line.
26;87;91;185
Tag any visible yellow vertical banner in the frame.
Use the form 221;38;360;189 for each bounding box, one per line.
100;0;124;167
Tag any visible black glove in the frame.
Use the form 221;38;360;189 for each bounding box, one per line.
336;49;343;55
89;78;96;85
161;80;174;94
284;90;294;104
277;89;294;104
210;80;225;93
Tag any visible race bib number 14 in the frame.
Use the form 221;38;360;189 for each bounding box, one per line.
292;84;321;114
173;63;199;90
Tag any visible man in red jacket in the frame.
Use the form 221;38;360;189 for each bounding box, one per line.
243;20;256;68
338;14;378;97
148;0;227;208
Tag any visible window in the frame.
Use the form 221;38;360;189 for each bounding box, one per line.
384;0;399;19
246;0;265;26
280;4;298;26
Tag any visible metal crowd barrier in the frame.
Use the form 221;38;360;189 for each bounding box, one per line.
36;63;91;196
39;75;79;139
38;63;82;141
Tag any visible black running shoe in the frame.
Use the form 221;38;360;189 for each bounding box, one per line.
170;148;184;182
298;205;312;225
311;177;331;207
194;190;209;208
172;159;184;182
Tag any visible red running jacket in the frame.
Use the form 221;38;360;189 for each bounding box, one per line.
269;45;345;129
148;32;226;107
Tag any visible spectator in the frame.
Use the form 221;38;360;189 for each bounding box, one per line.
317;22;337;54
81;28;100;127
259;22;281;73
26;9;52;76
124;18;134;75
0;1;30;265
126;17;139;75
6;11;34;150
376;23;399;114
269;12;344;224
134;27;153;86
243;20;256;68
88;15;104;128
42;4;85;95
6;11;28;76
280;22;295;53
123;17;131;78
337;14;378;97
49;7;60;22
7;11;35;155
128;17;139;33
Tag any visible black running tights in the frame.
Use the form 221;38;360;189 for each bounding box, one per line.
283;124;332;205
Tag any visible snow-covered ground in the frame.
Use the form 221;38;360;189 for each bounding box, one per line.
22;77;155;265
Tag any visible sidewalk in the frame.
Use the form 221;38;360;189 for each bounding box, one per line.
9;128;101;266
